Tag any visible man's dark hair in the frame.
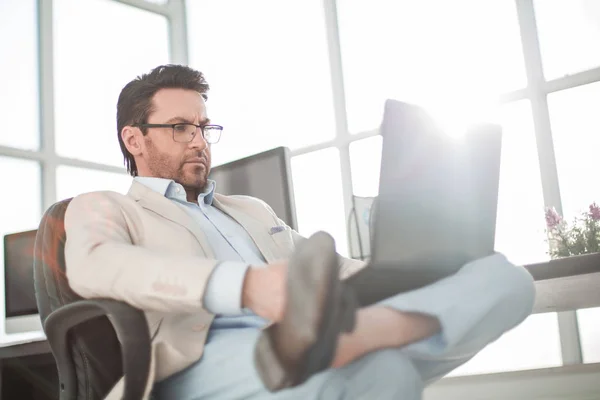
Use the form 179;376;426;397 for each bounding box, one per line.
117;64;210;176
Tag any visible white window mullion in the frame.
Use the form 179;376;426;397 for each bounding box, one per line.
322;0;354;224
39;0;57;209
515;0;583;366
545;66;600;95
167;0;188;65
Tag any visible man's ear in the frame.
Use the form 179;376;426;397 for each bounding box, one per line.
121;126;143;156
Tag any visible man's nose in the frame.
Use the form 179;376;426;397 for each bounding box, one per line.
189;128;208;150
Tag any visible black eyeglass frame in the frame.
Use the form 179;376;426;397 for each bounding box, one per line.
132;123;223;144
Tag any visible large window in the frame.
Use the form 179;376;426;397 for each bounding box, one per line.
0;157;41;334
186;0;337;166
337;0;526;134
534;0;600;80
53;0;170;166
56;166;132;200
578;307;600;363
548;82;600;222
0;0;39;150
291;148;348;257
349;135;383;198
493;100;547;266
449;313;562;376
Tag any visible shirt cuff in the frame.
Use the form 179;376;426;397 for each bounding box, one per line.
202;261;250;315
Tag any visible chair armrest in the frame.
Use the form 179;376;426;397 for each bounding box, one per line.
44;299;151;400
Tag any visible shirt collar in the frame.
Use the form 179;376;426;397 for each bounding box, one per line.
134;176;216;206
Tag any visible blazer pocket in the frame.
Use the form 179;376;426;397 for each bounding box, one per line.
269;229;295;251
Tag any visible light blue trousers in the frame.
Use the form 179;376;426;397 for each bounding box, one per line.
153;254;535;399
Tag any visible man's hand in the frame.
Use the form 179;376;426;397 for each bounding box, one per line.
242;261;287;322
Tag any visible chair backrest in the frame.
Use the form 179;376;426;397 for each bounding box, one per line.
33;199;124;399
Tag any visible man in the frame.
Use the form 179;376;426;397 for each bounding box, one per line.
64;64;536;399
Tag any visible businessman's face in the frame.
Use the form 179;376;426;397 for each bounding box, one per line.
136;88;212;195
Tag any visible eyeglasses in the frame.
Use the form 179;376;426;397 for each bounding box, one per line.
133;123;223;144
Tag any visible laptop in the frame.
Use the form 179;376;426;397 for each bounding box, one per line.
346;99;502;306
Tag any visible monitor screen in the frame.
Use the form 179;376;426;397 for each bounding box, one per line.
4;230;38;318
209;147;298;230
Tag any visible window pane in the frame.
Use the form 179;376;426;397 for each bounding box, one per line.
54;0;170;167
349;136;382;197
534;0;600;80
56;166;132;201
0;157;41;334
0;0;39;150
578;307;600;363
494;100;548;266
449;313;562;376
291;149;348;256
548;82;600;222
337;0;526;133
187;0;336;165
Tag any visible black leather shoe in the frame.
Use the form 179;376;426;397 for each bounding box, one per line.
254;231;358;392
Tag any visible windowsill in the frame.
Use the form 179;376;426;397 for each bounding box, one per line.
427;363;600;400
525;252;600;281
440;361;600;383
524;253;600;313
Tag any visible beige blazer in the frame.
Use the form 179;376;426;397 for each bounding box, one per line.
63;180;366;399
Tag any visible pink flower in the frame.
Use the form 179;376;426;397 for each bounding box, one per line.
545;207;562;229
589;202;600;221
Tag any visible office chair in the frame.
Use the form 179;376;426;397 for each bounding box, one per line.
33;199;152;400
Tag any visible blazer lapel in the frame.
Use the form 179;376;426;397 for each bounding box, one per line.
127;181;215;258
212;197;278;263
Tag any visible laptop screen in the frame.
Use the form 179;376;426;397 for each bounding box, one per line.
371;99;502;270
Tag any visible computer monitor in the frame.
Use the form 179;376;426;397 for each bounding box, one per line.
209;147;298;230
3;229;43;334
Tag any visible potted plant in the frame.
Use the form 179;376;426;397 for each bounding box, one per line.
545;202;600;259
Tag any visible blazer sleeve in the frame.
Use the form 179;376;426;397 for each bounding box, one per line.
64;192;220;313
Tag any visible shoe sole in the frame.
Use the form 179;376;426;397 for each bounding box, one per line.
254;231;344;391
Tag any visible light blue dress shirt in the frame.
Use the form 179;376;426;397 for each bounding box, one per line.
134;177;268;331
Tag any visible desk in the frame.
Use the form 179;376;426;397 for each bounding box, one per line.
0;340;50;359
